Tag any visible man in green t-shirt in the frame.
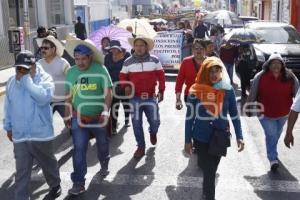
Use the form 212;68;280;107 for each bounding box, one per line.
65;39;112;195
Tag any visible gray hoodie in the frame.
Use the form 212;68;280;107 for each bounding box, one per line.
247;53;299;103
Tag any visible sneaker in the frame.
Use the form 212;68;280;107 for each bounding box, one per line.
45;185;61;199
99;168;109;177
134;148;145;158
68;184;85;195
270;160;279;172
150;134;157;145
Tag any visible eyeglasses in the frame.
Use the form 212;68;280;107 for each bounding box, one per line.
41;46;52;50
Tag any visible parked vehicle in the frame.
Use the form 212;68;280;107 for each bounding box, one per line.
238;16;259;24
245;22;300;77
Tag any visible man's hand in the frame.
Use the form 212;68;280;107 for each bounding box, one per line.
237;139;245;152
176;99;183;110
284;131;294;148
99;114;109;126
184;143;193;155
16;67;30;80
64;119;71;129
157;92;164;103
124;86;132;97
6;131;12;142
30;64;36;78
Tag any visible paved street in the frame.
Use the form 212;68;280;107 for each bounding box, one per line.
0;79;300;200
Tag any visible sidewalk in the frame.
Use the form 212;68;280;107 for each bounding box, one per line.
0;67;15;96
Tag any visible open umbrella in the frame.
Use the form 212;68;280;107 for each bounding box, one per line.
149;18;168;24
224;28;261;44
203;10;242;26
118;18;157;38
89;25;133;52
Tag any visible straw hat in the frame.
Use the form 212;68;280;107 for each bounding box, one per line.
61;33;78;45
65;39;104;64
128;35;155;51
36;35;65;56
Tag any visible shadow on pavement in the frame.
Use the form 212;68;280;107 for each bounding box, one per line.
165;150;204;200
244;160;300;200
62;147;156;200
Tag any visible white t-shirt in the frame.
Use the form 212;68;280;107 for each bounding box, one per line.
38;56;70;102
291;89;300;112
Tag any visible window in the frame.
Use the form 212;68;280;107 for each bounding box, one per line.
48;0;65;25
8;0;37;28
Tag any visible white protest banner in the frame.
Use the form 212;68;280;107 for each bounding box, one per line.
152;31;183;69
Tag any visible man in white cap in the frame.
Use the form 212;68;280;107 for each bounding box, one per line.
38;35;71;120
119;35;165;159
65;39;112;195
3;51;61;200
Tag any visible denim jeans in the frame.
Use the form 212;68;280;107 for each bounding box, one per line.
224;63;234;84
129;97;160;148
259;116;288;162
70;117;110;186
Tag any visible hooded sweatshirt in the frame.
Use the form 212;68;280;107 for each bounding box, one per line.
247;53;299;117
3;63;55;143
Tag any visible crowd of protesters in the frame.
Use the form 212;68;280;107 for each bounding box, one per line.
3;16;300;200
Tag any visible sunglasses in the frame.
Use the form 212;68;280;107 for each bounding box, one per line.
16;66;30;72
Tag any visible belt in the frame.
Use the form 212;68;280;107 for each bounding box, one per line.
72;111;101;124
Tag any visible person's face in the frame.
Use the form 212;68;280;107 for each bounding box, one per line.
74;53;92;70
206;43;215;54
41;42;56;58
111;48;122;56
38;31;47;38
134;40;148;56
192;44;206;60
209;66;222;84
102;39;110;48
126;26;133;33
15;66;30;80
269;60;283;76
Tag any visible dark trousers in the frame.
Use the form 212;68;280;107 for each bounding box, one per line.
111;96;130;129
236;61;251;96
194;140;221;200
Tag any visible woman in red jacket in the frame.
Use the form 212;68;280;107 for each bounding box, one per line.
247;53;299;172
175;39;207;110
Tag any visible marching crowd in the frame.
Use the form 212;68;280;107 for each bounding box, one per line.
3;21;300;200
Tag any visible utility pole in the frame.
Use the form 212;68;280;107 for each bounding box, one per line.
23;0;30;50
15;0;20;26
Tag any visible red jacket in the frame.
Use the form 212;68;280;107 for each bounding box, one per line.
119;54;165;97
258;71;294;117
175;56;200;96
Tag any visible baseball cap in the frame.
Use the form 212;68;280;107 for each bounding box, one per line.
14;51;36;69
109;40;123;51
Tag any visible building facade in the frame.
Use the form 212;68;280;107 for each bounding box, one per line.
0;0;74;69
291;0;300;32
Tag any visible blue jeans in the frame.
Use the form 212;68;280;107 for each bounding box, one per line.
70;117;110;186
130;97;160;148
224;63;234;84
259;116;287;162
